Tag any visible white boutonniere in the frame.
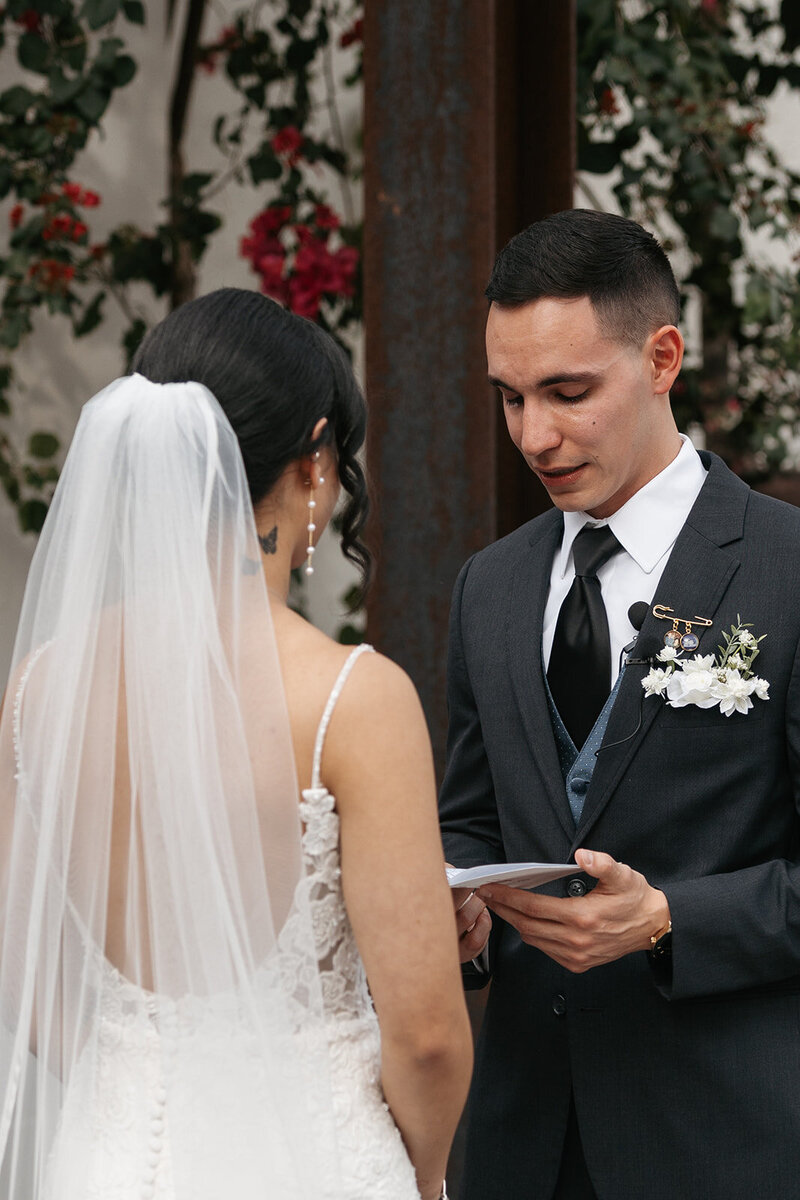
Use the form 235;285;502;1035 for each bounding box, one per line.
642;617;769;717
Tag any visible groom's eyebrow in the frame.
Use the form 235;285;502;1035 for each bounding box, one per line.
487;375;517;391
487;371;597;391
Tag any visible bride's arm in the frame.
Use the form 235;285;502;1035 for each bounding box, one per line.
323;652;472;1200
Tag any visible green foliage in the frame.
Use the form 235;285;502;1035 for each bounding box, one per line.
577;0;800;478
0;0;363;532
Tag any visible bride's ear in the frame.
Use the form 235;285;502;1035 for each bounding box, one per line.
300;418;330;488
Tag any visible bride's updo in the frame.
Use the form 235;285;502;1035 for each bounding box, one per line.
132;287;370;594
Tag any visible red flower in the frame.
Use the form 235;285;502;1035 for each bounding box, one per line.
599;87;619;115
252;206;292;237
288;274;323;319
271;126;304;165
36;192;59;206
291;237;359;314
198;50;218;74
16;8;42;32
61;182;101;207
42;214;89;242
9;204;24;229
257;254;289;305
701;0;719;11
218;24;240;46
314;203;340;231
339;17;363;48
240;230;283;262
89;243;107;259
29;259;75;292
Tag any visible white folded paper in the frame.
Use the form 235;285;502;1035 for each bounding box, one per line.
446;862;575;890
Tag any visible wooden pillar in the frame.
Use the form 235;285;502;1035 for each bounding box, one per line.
364;0;575;775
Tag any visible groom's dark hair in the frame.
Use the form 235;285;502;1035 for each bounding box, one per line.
486;209;681;348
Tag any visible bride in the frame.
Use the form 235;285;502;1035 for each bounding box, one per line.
0;288;472;1200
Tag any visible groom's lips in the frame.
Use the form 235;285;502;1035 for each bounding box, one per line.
536;463;587;488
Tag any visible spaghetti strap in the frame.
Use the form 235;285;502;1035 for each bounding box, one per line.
311;644;375;789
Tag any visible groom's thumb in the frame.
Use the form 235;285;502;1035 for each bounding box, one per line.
575;848;623;885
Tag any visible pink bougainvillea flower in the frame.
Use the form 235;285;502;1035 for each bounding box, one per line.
252;206;292;237
30;259;75;292
340;17;363;48
16;9;43;32
271;126;304;164
314;203;341;231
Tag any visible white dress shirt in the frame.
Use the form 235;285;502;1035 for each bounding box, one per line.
542;436;708;687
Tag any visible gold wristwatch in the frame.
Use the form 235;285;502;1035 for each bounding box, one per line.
649;919;672;957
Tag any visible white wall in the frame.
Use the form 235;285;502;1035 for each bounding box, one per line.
0;0;363;682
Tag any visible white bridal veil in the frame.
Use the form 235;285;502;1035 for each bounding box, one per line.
0;375;342;1198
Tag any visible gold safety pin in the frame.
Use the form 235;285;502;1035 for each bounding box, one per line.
651;605;713;651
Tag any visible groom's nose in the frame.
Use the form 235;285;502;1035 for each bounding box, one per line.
518;400;563;460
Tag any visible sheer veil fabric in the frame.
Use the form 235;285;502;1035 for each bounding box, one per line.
0;375;343;1198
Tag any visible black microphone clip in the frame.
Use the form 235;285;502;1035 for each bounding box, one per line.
622;602;655;670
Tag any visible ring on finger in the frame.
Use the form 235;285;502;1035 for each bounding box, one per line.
456;888;477;912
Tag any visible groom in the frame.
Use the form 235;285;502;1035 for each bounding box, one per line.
439;209;800;1200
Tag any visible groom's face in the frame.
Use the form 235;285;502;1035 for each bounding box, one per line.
486;295;677;519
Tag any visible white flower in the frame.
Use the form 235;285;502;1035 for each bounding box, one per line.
665;667;719;709
687;653;716;670
642;616;769;718
642;667;671;696
713;670;755;717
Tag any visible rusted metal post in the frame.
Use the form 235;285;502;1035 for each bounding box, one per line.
363;1;498;771
364;0;576;775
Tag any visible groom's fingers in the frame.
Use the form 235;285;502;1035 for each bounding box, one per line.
454;889;487;935
458;907;492;963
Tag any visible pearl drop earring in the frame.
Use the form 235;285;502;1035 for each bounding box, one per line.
305;453;322;577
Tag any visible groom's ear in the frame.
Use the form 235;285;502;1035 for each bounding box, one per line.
649;325;684;395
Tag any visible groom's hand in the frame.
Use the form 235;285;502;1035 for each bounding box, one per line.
448;877;492;964
477;849;670;973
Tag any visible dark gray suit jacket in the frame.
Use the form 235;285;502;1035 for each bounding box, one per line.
440;452;800;1200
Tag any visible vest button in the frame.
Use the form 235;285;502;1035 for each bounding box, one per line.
552;994;567;1017
567;878;587;897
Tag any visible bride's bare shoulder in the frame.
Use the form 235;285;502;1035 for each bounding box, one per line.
275;605;414;705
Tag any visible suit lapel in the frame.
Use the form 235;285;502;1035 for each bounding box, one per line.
506;511;576;840
573;453;750;847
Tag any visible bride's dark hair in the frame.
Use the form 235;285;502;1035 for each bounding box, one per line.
132;287;371;598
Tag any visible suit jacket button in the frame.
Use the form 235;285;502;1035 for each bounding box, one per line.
567;878;587;897
552;994;567;1017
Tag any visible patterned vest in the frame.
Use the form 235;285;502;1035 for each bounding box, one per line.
545;666;625;825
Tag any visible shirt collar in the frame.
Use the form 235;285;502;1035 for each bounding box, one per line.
555;436;708;578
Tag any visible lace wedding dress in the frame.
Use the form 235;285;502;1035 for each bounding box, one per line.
12;643;420;1200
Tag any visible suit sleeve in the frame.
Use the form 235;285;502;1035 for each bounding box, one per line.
438;558;506;990
657;628;800;1002
439;556;504;868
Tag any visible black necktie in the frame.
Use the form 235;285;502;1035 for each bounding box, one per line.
547;524;622;748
